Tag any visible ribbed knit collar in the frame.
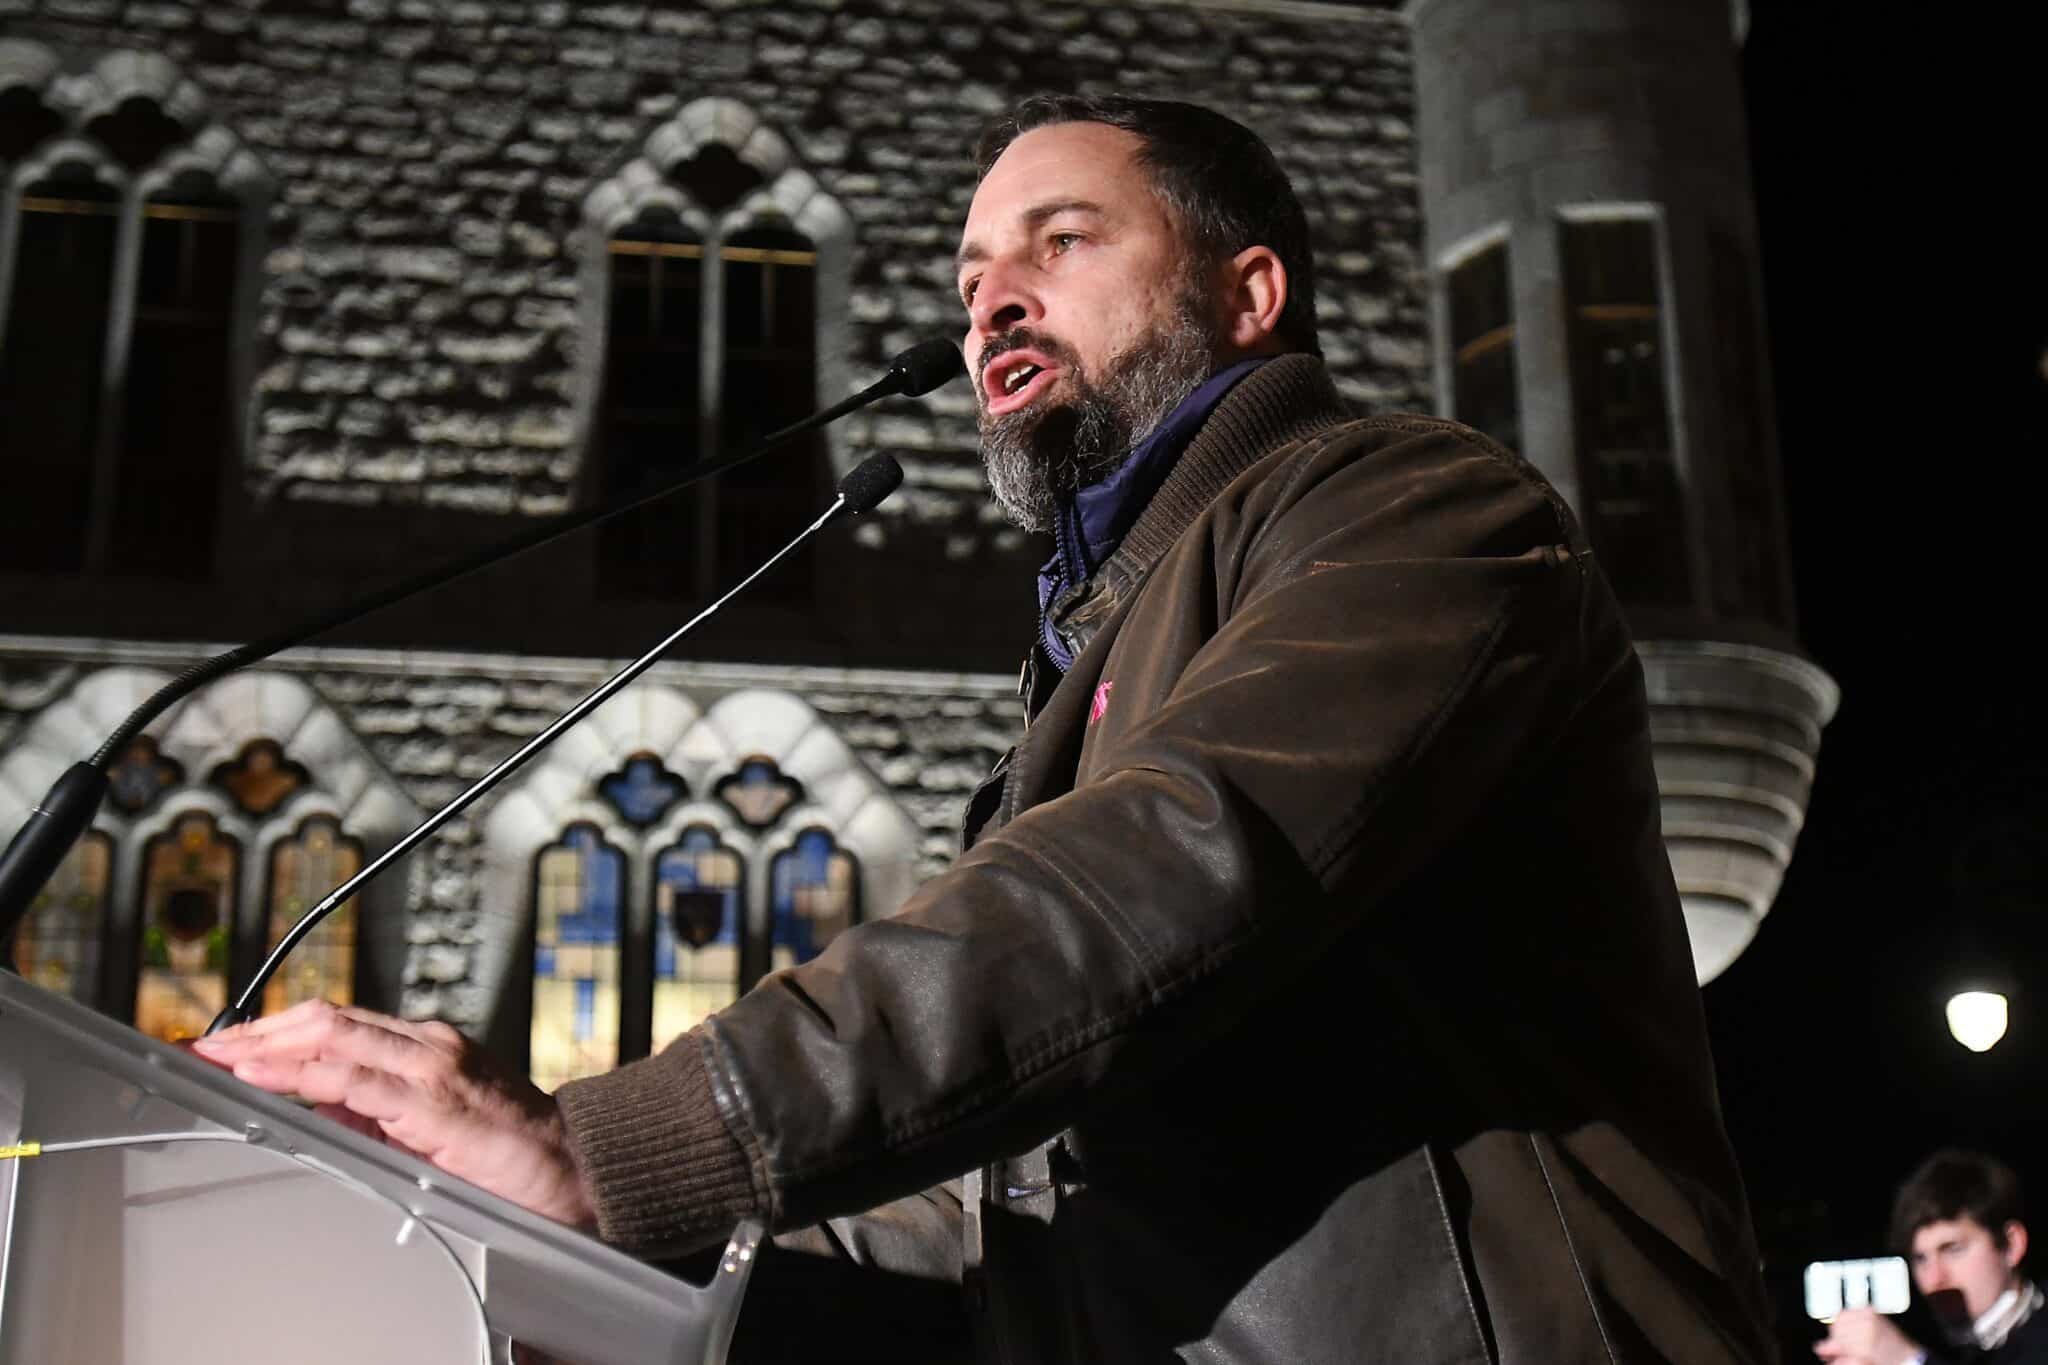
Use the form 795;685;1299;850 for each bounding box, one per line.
1036;357;1270;672
1101;351;1353;582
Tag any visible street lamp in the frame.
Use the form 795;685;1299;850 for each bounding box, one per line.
1945;990;2009;1053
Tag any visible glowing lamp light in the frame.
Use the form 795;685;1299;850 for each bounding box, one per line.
1946;991;2009;1053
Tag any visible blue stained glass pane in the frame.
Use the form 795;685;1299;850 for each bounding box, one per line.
772;828;853;965
654;832;739;977
557;827;621;946
597;755;686;828
574;977;596;1042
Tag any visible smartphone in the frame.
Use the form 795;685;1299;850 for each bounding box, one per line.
1805;1257;1911;1319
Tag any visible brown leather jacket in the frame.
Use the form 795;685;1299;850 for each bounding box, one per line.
559;355;1778;1364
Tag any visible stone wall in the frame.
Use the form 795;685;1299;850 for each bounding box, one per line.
0;0;1428;552
0;637;1015;1027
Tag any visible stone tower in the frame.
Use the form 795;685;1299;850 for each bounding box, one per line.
1407;0;1839;980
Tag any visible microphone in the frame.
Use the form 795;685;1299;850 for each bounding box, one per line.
205;454;905;1034
837;449;906;514
0;339;964;960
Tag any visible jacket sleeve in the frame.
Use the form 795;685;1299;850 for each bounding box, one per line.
558;422;1599;1254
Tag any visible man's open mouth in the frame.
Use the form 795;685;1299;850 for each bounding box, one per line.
983;350;1061;415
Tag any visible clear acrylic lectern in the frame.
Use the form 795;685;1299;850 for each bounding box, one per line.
0;970;760;1364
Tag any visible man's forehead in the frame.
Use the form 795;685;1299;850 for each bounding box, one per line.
1914;1216;1988;1248
958;122;1152;252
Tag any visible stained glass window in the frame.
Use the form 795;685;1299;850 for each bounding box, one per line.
769;827;858;974
210;738;308;817
15;829;111;1005
649;826;746;1054
530;824;625;1091
106;735;184;814
716;756;802;830
597;753;687;829
135;811;240;1043
262;815;364;1017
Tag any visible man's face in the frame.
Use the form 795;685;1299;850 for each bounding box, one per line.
1911;1217;2025;1323
956;121;1222;531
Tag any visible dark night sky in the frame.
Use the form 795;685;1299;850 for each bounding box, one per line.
1704;2;2045;1340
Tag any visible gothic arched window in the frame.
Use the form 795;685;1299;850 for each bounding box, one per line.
530;823;627;1091
0;55;263;581
0;164;119;575
585;102;837;608
15;829;112;1005
597;752;688;829
714;222;821;598
650;824;746;1054
1;670;413;1039
495;688;923;1091
134;810;240;1042
106;734;183;814
770;827;859;973
262;814;364;1016
114;176;241;578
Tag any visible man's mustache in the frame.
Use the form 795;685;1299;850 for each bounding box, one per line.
977;328;1083;405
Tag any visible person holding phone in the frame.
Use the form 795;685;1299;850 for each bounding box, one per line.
1821;1150;2048;1365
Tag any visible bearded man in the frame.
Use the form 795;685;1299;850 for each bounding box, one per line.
198;95;1776;1362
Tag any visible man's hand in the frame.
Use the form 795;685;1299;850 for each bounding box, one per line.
192;1000;597;1232
1814;1307;1924;1365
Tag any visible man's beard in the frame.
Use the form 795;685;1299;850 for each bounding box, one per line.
977;285;1221;534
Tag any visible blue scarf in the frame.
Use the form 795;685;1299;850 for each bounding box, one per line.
1035;357;1269;672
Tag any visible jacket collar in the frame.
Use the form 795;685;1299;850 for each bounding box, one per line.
1037;357;1271;673
1100;352;1354;586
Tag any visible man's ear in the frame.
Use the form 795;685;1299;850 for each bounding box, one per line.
2004;1220;2029;1270
1220;245;1288;352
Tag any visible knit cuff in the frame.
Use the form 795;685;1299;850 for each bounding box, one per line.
555;1029;764;1255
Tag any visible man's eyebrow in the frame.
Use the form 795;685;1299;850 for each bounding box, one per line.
955;199;1109;273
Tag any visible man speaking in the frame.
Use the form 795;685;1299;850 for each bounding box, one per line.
199;95;1776;1362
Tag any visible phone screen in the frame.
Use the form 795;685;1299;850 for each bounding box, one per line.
1805;1257;1911;1319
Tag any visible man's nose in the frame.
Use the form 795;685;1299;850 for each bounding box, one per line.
969;260;1039;338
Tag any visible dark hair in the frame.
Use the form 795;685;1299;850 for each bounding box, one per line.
1891;1149;2027;1254
975;93;1321;357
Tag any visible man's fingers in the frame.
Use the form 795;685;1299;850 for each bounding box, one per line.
248;1055;418;1123
208;997;338;1041
206;1003;443;1080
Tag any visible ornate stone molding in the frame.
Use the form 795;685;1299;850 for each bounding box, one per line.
1639;639;1840;982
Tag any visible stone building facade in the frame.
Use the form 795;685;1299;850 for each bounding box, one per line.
0;0;1831;1069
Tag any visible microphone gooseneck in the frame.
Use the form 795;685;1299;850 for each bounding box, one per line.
206;452;908;1034
0;343;962;965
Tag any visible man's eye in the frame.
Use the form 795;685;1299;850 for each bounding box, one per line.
961;278;979;304
1050;233;1081;253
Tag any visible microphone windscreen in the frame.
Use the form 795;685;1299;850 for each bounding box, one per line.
887;339;966;396
838;454;904;514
